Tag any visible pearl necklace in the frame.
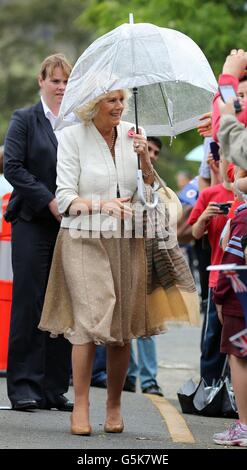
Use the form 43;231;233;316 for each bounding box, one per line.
109;127;116;151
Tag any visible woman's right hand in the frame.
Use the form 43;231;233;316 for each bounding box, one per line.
102;197;132;220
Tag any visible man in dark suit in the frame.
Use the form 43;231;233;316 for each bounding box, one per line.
4;54;73;411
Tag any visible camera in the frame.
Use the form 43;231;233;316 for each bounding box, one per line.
214;202;232;215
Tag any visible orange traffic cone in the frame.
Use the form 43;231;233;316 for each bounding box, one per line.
0;193;12;376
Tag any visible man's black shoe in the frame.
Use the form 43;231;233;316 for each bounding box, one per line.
142;384;164;397
12;399;39;411
42;395;74;411
91;379;107;389
123;377;136;393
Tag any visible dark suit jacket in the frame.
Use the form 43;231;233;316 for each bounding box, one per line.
4;101;58;222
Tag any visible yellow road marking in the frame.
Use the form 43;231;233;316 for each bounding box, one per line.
147;394;195;443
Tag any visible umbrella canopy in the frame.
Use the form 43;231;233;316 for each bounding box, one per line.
56;22;217;135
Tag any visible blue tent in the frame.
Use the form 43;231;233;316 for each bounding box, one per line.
185;145;204;162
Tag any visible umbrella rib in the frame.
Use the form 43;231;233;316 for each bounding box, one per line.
108;36;122;83
158;83;173;129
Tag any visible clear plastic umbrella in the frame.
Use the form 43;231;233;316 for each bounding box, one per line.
57;21;217;135
56;20;217;208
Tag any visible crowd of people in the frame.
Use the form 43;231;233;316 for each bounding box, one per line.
195;48;247;446
1;46;247;447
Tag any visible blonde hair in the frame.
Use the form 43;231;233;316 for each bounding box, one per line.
76;89;131;125
39;53;72;80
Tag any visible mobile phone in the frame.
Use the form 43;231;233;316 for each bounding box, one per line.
209;141;220;161
219;84;242;113
216;202;232;215
219;85;237;103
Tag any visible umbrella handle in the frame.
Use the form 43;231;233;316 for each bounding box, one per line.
133;87;139;134
133;87;141;170
137;170;159;209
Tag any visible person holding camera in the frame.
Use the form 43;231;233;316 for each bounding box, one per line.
217;75;247;171
187;156;234;385
212;49;247;143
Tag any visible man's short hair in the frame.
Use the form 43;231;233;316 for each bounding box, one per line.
39;54;72;80
147;136;162;150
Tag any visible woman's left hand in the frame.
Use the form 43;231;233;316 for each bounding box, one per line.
133;133;149;161
132;131;154;183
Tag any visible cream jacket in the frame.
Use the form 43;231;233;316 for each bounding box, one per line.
56;120;141;231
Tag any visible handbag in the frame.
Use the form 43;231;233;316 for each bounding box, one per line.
153;169;183;222
131;170;200;330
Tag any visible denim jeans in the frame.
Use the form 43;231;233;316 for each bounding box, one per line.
91;345;107;384
127;337;158;390
200;288;226;385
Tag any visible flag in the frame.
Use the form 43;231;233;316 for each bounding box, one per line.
178;177;199;206
224;269;247;324
224;269;247;357
229;328;247;357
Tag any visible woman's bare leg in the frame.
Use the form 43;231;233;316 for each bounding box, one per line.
106;343;131;425
229;354;247;424
71;343;96;427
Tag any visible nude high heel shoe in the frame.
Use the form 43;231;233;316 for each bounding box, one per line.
70;416;92;436
104;419;124;433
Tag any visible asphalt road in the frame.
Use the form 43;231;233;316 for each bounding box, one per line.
0;322;241;452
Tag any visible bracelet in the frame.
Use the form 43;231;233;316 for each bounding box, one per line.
142;165;154;178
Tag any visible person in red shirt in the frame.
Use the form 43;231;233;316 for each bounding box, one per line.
188;158;233;384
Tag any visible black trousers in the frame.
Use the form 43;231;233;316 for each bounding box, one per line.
200;288;226;385
7;218;72;405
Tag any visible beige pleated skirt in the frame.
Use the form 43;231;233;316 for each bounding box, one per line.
39;228;159;346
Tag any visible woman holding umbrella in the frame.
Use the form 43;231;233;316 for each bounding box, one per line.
39;89;158;435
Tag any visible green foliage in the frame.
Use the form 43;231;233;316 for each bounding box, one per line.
77;0;247;77
0;0;90;142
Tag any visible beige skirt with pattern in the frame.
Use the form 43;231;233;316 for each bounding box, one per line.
39;228;162;346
